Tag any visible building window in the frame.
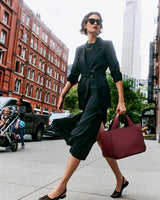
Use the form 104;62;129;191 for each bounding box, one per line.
47;65;50;74
59;48;62;56
42;31;45;40
50;39;52;47
31;70;35;80
36;26;39;35
43;49;46;57
39;89;42;100
29;53;32;63
44;91;47;102
40;46;43;55
64;65;66;72
52;94;54;104
3;11;9;24
8;0;11;6
42;62;45;71
40;76;43;85
50;68;52;76
30;38;33;48
57;46;59;54
47;93;50;103
54;96;57;105
27;68;31;79
37;73;40;83
51;55;53;63
36;88;39;99
14;79;21;93
56;72;59;80
49;80;51;88
55;59;57;66
53;41;55;49
58;61;60;68
21;47;26;59
25;83;29;96
15;61;19;72
1;30;6;44
48;53;50;61
59;85;62;94
32;22;36;32
22;11;25;22
0;51;3;64
24;33;27;43
34;41;37;50
26;15;30;26
33;55;36;65
46;78;48;87
53;82;56;91
29;85;33;97
45;34;48;43
39;59;42;69
20;63;24;75
54;70;57;79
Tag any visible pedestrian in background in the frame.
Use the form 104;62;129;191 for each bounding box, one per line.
11;98;26;149
39;11;128;200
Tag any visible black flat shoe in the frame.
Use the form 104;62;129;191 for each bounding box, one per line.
111;177;129;198
38;188;67;200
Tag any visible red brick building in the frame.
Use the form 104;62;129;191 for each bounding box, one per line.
0;0;68;114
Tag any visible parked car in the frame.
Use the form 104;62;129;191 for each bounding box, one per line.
45;110;74;137
0;97;49;141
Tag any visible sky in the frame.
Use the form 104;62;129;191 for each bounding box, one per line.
24;0;158;79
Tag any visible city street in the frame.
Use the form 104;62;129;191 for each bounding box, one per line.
0;136;160;200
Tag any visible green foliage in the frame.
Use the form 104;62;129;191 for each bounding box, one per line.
107;72;152;123
64;73;154;123
64;86;81;114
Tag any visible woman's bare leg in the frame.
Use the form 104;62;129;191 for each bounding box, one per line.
48;155;80;199
96;122;126;192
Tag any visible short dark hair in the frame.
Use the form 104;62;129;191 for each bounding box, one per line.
17;98;23;104
80;12;103;35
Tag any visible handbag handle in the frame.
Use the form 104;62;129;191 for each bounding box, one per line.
109;112;134;130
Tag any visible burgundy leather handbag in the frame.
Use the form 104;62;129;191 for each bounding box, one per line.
100;113;146;159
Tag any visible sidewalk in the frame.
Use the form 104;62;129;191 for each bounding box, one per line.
0;139;160;200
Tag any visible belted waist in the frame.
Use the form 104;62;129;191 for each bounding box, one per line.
81;70;105;78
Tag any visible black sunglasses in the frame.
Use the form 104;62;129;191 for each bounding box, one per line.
87;18;101;25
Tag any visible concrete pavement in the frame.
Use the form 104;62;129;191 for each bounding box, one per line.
0;137;160;200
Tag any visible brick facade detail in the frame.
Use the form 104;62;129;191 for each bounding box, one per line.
0;0;68;114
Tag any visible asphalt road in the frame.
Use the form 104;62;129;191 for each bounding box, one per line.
0;136;160;200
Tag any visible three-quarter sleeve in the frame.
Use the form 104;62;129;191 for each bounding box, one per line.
67;48;80;86
105;41;122;82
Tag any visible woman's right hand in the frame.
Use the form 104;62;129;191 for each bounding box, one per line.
57;95;65;113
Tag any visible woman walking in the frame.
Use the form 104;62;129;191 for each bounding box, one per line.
39;11;128;200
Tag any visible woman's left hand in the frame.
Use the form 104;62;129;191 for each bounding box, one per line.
116;103;126;115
